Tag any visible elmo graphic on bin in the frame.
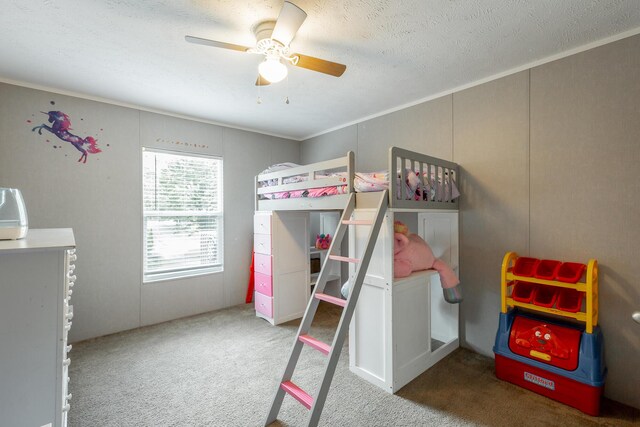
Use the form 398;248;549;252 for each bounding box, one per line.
515;324;570;359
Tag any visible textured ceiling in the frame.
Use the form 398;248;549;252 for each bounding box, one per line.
1;1;639;140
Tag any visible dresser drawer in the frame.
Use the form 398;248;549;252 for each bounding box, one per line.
254;272;273;297
254;291;273;318
254;253;272;276
254;233;272;255
254;213;272;235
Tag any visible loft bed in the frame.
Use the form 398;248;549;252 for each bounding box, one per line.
253;146;461;394
255;147;460;212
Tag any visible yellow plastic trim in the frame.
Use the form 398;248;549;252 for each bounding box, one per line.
505;298;587;322
585;259;598;333
530;350;551;361
501;252;518;313
505;272;587;291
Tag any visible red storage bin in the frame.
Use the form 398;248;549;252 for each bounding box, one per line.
535;259;562;280
556;262;586;283
513;257;539;277
495;355;603;416
532;285;558;308
512;281;538;303
556;288;584;313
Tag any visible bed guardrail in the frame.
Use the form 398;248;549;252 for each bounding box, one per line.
389;146;460;210
255;148;459;211
255;151;354;210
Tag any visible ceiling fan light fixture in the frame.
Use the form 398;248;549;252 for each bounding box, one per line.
259;57;288;83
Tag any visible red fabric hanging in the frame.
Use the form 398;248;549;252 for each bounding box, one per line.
245;252;255;303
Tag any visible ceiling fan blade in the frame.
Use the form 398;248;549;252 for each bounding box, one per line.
293;54;346;77
271;1;307;46
185;35;251;53
255;75;271;86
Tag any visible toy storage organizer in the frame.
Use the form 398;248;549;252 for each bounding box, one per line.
349;206;459;393
494;252;606;416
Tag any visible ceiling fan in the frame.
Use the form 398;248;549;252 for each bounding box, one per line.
185;1;346;86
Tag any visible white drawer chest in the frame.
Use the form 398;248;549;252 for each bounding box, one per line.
254;211;310;325
0;229;76;427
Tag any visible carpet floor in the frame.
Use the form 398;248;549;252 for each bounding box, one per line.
68;303;638;426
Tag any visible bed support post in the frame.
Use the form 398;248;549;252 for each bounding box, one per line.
347;150;355;195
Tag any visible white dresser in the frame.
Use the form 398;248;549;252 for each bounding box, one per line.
0;229;76;427
254;211;310;325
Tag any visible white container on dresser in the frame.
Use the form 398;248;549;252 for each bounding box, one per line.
254;211;310;325
0;229;76;427
348;211;459;393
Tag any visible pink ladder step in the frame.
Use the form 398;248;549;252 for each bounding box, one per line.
315;292;347;307
281;381;313;410
329;255;360;263
341;219;373;225
299;334;331;355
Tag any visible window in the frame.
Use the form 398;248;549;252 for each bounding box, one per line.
142;149;223;282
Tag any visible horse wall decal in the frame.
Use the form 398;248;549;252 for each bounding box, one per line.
32;111;101;163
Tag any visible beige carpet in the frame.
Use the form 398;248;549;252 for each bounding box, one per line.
68;303;638;426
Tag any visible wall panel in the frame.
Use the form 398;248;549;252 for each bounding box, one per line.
357;96;453;170
452;71;530;354
530;34;640;408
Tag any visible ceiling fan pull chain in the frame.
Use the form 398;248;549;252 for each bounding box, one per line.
285;74;290;104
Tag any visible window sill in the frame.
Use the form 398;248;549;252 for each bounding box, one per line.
143;266;223;284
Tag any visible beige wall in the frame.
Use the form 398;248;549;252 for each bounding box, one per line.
0;83;299;342
529;35;640;408
301;34;640;409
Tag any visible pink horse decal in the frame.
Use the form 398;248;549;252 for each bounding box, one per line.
32;111;101;163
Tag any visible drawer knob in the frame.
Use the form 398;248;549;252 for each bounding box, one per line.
63;358;71;366
68;274;77;281
66;393;72;401
65;322;73;331
68;281;75;288
68;289;73;296
62;403;70;412
69;254;77;262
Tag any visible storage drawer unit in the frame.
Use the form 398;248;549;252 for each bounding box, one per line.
254;213;272;235
254;272;273;297
255;291;274;318
0;229;76;427
254;252;273;276
253;233;272;255
254;211;310;325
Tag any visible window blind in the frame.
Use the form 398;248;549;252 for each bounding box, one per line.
142;149;223;282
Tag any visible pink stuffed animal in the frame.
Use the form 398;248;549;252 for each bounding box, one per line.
315;234;331;250
393;221;462;303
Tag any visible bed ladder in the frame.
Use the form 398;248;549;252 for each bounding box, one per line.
265;190;388;427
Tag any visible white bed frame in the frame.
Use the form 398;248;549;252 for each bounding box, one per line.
255;147;459;211
254;147;460;393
